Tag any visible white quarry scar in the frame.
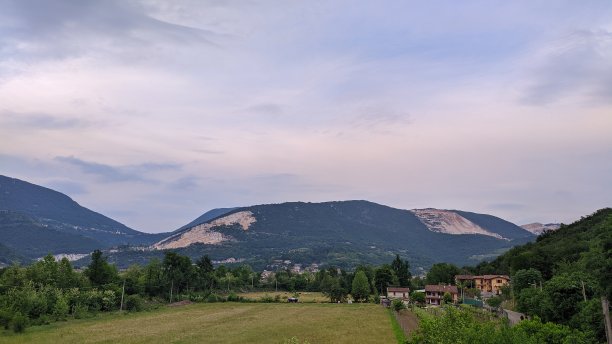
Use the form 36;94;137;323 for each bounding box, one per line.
411;209;507;240
153;211;257;249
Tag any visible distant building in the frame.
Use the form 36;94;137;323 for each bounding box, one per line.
454;275;510;295
387;287;410;302
425;285;458;305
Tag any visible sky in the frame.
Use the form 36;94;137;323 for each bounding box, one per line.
1;0;611;233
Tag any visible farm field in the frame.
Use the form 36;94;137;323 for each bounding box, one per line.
1;303;396;344
238;291;328;303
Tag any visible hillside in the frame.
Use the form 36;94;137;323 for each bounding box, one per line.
520;222;561;235
125;201;536;271
0;176;167;257
473;208;612;282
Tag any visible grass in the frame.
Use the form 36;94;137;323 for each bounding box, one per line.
237;291;328;303
1;303;396;343
387;309;408;344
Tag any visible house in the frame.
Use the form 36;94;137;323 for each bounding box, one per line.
454;274;510;295
425;285;458;305
387;287;410;302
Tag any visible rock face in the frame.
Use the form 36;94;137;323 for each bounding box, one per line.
411;209;507;240
153;211;256;249
520;223;561;235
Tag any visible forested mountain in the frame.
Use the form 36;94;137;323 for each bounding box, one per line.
134;201;535;271
0;175;167;259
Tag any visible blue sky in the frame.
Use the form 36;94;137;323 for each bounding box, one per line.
1;1;611;232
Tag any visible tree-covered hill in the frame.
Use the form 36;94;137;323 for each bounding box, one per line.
135;200;535;271
472;208;611;284
0;175;167;257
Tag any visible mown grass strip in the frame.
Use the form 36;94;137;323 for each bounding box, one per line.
388;309;407;344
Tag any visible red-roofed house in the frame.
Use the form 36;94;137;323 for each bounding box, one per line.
425;285;458;305
387;287;410;301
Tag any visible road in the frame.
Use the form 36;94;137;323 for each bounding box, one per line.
504;309;526;325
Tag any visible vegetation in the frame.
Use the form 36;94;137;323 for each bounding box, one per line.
408;306;597;344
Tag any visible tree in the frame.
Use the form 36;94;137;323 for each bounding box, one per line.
513;268;543;295
411;291;426;305
486;296;502;309
425;263;460;285
351;271;370;302
443;292;453;304
391;255;412;288
84;250;117;287
393;299;406;312
374;265;395;295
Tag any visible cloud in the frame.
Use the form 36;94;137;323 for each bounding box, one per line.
520;30;612;106
0;111;91;130
0;0;221;65
54;156;180;183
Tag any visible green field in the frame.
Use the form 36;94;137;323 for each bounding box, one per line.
238;291;328;303
0;303;396;343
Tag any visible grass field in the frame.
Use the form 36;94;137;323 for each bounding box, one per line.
237;291;328;303
1;303;396;343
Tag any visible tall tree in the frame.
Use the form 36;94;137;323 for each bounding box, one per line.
351;271;370;302
391;254;412;288
84;250;117;287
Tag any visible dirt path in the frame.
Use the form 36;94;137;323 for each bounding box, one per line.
395;309;419;337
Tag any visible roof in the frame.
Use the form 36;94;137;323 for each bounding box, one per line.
455;275;474;280
387;287;410;292
425;285;459;294
474;275;510;280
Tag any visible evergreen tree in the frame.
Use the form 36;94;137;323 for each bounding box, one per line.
351;271;370;302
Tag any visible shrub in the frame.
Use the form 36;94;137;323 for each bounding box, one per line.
125;295;143;312
52;295;69;321
227;293;240;302
260;294;275;303
72;304;90;319
0;309;12;329
207;294;221;303
392;299;406;312
11;312;28;333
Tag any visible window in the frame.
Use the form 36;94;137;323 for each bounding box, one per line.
497;279;502;283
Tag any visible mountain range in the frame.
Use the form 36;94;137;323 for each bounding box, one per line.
0;175;166;263
0;175;537;270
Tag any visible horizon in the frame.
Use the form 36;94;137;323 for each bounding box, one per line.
1;1;611;232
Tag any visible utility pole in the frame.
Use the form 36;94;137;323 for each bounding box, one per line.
581;281;587;302
602;297;612;344
275;279;278;292
170;280;174;303
120;279;126;311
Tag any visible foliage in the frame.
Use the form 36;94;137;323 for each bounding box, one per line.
425;263;461;285
442;292;453;304
392;299;406;312
485;296;502;309
351;271;370;302
391;254;412;288
410;291;425;305
11;312;28;333
408;307;596;344
125;294;144;312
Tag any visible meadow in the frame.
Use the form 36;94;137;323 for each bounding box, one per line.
0;302;396;344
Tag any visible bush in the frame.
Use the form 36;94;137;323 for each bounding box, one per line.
227;293;240;302
260;294;275;303
52;295;69;321
0;309;12;329
72;304;90;319
392;299;406;312
125;294;143;312
11;312;28;333
207;294;221;303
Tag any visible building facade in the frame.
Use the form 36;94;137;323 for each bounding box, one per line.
424;285;458;305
